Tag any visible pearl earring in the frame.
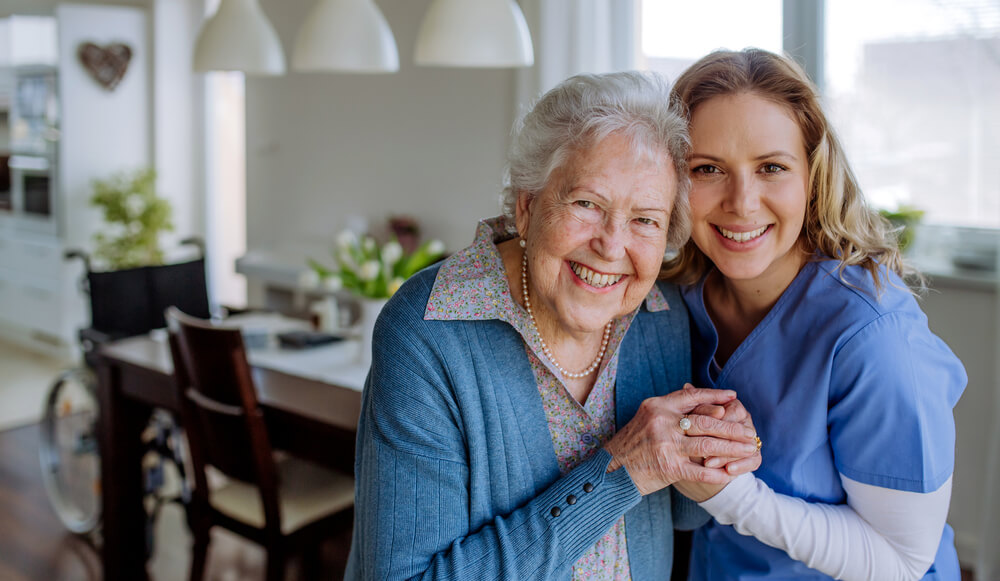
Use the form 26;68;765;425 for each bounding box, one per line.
519;239;526;248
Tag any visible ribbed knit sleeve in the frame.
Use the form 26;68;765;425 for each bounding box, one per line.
345;271;645;581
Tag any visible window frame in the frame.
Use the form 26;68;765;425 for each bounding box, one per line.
782;0;824;89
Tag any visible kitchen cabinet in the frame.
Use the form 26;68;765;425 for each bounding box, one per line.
0;4;149;356
913;264;999;579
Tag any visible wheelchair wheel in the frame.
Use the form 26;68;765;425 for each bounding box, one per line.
39;367;102;535
140;409;190;558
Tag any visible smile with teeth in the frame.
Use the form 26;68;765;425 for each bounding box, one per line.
571;262;623;288
716;225;769;243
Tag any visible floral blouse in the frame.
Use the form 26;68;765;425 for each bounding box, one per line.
425;217;670;580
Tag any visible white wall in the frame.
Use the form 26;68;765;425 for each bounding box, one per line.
245;0;517;259
152;0;202;244
57;3;151;248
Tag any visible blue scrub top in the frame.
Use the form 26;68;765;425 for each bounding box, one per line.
682;259;966;581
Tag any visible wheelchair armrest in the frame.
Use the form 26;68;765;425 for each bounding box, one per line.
78;327;117;350
217;304;271;318
179;236;205;257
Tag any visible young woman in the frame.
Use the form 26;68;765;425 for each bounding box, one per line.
664;49;967;580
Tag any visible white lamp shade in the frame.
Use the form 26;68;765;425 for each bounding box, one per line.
292;0;399;73
193;0;286;75
414;0;534;68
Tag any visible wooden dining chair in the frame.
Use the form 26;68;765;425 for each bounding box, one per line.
165;306;355;581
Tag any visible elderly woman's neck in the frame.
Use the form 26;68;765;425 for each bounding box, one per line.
498;239;610;400
499;239;609;339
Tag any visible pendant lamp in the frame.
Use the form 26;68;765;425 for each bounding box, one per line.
292;0;398;73
414;0;534;68
193;0;286;75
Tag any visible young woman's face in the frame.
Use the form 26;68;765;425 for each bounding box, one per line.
687;92;810;291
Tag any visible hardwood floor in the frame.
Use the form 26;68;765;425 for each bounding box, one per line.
0;339;69;431
0;423;351;581
0;422;99;580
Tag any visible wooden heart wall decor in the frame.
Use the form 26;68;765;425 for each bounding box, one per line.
77;42;133;91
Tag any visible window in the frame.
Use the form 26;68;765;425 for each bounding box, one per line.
205;72;247;308
639;0;783;82
825;0;1000;228
638;0;1000;229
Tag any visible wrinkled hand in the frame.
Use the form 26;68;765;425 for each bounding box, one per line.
603;387;760;496
672;384;762;502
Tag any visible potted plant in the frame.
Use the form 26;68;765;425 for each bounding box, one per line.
90;167;173;270
308;227;445;366
879;204;924;252
307;229;445;300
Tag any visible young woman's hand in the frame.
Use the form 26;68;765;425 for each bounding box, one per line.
672;383;762;501
604;386;759;496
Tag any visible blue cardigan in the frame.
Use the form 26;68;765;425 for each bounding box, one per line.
345;265;707;580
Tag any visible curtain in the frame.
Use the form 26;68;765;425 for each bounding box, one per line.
515;0;637;111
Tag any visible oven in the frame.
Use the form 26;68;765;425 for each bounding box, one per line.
0;154;11;212
9;153;57;234
8;66;59;235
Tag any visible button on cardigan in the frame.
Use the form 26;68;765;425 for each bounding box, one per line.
344;263;707;580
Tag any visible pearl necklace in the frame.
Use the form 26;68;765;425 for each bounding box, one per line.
521;252;611;379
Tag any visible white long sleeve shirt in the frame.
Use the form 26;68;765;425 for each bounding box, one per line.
699;473;953;581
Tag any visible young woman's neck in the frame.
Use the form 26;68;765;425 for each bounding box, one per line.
704;245;810;365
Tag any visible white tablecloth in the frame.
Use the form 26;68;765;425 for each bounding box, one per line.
225;312;368;392
247;340;367;392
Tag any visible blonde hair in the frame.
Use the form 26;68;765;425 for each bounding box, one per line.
661;48;917;293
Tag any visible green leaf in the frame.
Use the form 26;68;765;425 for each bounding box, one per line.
89;167;173;270
307;258;335;278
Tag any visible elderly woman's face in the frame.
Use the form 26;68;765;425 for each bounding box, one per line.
516;132;676;335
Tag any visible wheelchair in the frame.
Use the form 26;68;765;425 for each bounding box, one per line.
38;238;212;551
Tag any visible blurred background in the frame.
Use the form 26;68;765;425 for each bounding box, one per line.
0;0;997;579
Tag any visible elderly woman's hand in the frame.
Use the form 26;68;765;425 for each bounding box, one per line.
671;384;762;502
603;387;760;496
695;399;759;468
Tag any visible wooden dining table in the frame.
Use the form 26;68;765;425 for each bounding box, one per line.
96;333;364;580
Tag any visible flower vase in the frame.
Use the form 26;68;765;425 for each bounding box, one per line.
357;297;389;368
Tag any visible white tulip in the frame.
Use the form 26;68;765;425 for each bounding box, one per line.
336;230;358;249
323;275;343;292
362;236;377;253
382;241;403;265
298;269;320;289
388;277;405;296
338;247;357;270
427;239;445;255
359;260;380;281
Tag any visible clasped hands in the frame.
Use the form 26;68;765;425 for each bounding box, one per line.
603;383;760;502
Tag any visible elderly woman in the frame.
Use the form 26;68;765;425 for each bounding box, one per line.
344;71;761;581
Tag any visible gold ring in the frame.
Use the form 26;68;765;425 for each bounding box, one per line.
754;435;762;452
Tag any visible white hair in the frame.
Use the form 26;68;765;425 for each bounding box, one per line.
500;70;691;249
